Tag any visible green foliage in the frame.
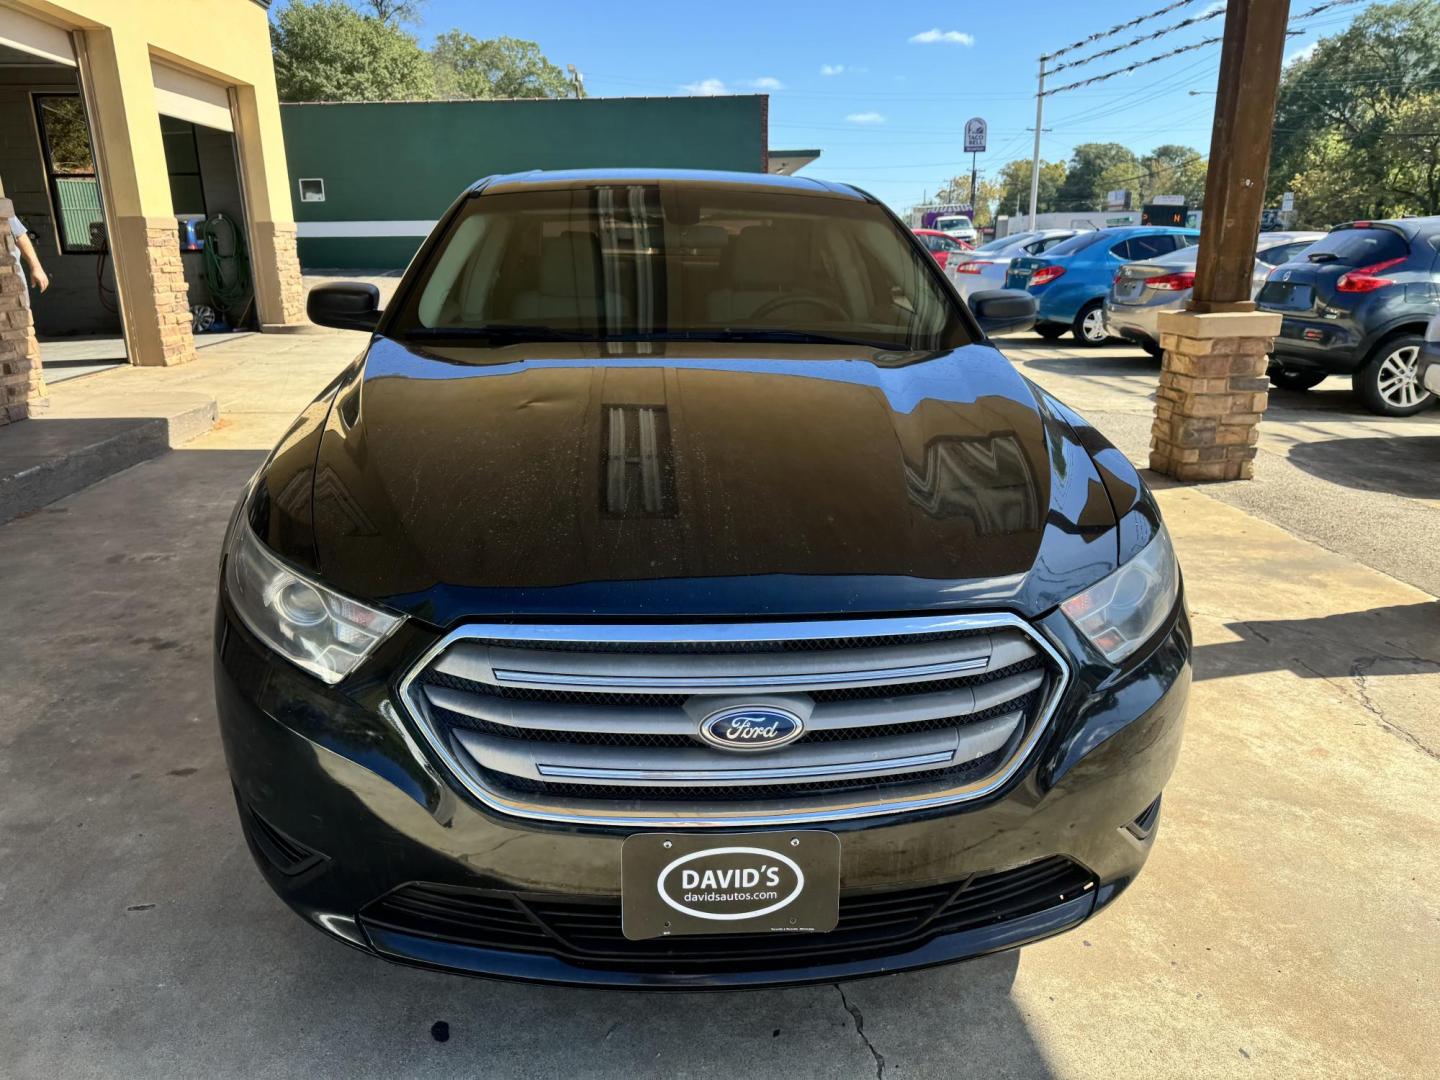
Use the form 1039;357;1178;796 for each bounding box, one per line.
985;158;1067;218
271;0;435;102
1093;144;1207;209
1270;1;1440;223
1056;143;1137;210
1292;91;1440;223
431;32;572;100
270;3;572;103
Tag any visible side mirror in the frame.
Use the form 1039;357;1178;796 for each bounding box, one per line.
970;289;1037;337
307;282;382;332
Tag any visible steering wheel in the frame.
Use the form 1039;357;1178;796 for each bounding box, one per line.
748;293;850;323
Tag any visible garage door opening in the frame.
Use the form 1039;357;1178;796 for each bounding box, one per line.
159;113;258;336
0;43;126;383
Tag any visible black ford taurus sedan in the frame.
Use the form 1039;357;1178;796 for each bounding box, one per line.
215;169;1190;988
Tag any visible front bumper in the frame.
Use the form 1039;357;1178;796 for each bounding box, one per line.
215;600;1191;989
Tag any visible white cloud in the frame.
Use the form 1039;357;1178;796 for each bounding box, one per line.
909;28;975;46
749;76;785;90
680;78;730;96
820;64;845;76
846;111;886;125
1285;41;1319;66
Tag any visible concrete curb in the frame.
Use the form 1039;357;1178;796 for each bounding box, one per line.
0;397;218;525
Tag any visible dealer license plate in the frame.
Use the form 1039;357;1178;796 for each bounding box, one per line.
621;831;840;940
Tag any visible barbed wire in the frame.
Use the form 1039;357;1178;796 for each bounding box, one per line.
1043;0;1368;98
1043;0;1208;62
1050;5;1228;75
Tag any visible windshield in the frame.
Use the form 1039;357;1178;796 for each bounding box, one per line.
393;184;972;352
1041;230;1110;257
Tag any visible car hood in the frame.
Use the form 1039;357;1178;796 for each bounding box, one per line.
302;337;1120;626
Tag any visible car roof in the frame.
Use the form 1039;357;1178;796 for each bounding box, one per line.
1257;231;1326;246
1333;216;1440;240
471;167;870;201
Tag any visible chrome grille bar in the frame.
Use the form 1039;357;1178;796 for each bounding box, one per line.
395;614;1071;828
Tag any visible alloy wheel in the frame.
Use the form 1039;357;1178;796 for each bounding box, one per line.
1376;345;1428;409
1082;307;1107;343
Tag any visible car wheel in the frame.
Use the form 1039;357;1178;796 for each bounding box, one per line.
1142;341;1164;359
1035;323;1066;341
1355;335;1435;416
1072;302;1109;347
1267;366;1327;392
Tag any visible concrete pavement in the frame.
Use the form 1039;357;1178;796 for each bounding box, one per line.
1;327;1436;1078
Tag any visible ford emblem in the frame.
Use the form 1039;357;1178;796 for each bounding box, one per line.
698;705;805;752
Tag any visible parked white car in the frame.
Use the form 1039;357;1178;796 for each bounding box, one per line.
947;229;1083;300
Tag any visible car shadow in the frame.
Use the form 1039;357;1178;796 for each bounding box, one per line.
1191;600;1440;684
1286;435;1440;499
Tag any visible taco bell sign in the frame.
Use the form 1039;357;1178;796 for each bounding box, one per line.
964;117;987;154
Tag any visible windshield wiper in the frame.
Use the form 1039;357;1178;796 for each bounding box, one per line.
403;325;595;343
1306;252;1339;263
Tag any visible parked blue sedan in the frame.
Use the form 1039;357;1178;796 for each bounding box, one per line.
1006;226;1201;346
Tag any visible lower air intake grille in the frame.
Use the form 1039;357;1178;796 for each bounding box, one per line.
360;857;1095;974
398;615;1069;826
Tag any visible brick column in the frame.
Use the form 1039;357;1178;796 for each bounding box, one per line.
141;218;197;366
0;197;45;426
252;220;307;328
1149;310;1282;482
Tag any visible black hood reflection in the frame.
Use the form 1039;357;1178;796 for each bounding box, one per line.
302;337;1119;625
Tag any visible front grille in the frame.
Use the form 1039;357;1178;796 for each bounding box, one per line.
398;616;1069;826
359;856;1095;974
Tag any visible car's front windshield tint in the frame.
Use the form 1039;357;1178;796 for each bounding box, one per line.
392;184;973;352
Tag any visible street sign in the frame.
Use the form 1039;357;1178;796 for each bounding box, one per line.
963;117;987;154
1281;190;1295;212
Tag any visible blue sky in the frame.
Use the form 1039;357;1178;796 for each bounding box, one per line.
384;0;1369;212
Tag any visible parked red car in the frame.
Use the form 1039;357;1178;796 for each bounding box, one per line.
913;228;971;271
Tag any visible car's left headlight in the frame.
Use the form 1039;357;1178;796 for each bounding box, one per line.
224;518;403;684
1060;525;1179;663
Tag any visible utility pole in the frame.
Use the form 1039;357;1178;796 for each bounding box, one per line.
1150;0;1293;485
1027;55;1046;230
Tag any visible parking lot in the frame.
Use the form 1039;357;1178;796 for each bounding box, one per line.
2;327;1437;1079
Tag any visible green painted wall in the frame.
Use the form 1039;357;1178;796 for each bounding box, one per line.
282;96;768;269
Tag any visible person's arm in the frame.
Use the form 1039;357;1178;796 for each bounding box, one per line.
15;232;48;293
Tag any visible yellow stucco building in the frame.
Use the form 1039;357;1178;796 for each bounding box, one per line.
0;0;302;423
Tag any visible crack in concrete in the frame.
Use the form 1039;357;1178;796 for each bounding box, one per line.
835;983;885;1080
1350;656;1440;763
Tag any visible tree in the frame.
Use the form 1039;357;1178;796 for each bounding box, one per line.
361;0;424;23
1270;1;1440;208
991;158;1067;218
1292;91;1440;223
271;0;435;102
431;32;572;99
1056;143;1137;210
1092;144;1207;209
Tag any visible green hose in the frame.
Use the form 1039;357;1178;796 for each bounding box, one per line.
202;212;252;326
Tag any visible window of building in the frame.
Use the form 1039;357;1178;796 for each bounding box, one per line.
32;94;102;253
160;116;206;218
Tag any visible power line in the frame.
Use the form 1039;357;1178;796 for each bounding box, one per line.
1043;0;1210;62
1043;0;1370;98
1050;4;1228;75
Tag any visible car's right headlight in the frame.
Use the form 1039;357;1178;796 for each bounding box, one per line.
224;518;403;684
1060;525;1179;663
